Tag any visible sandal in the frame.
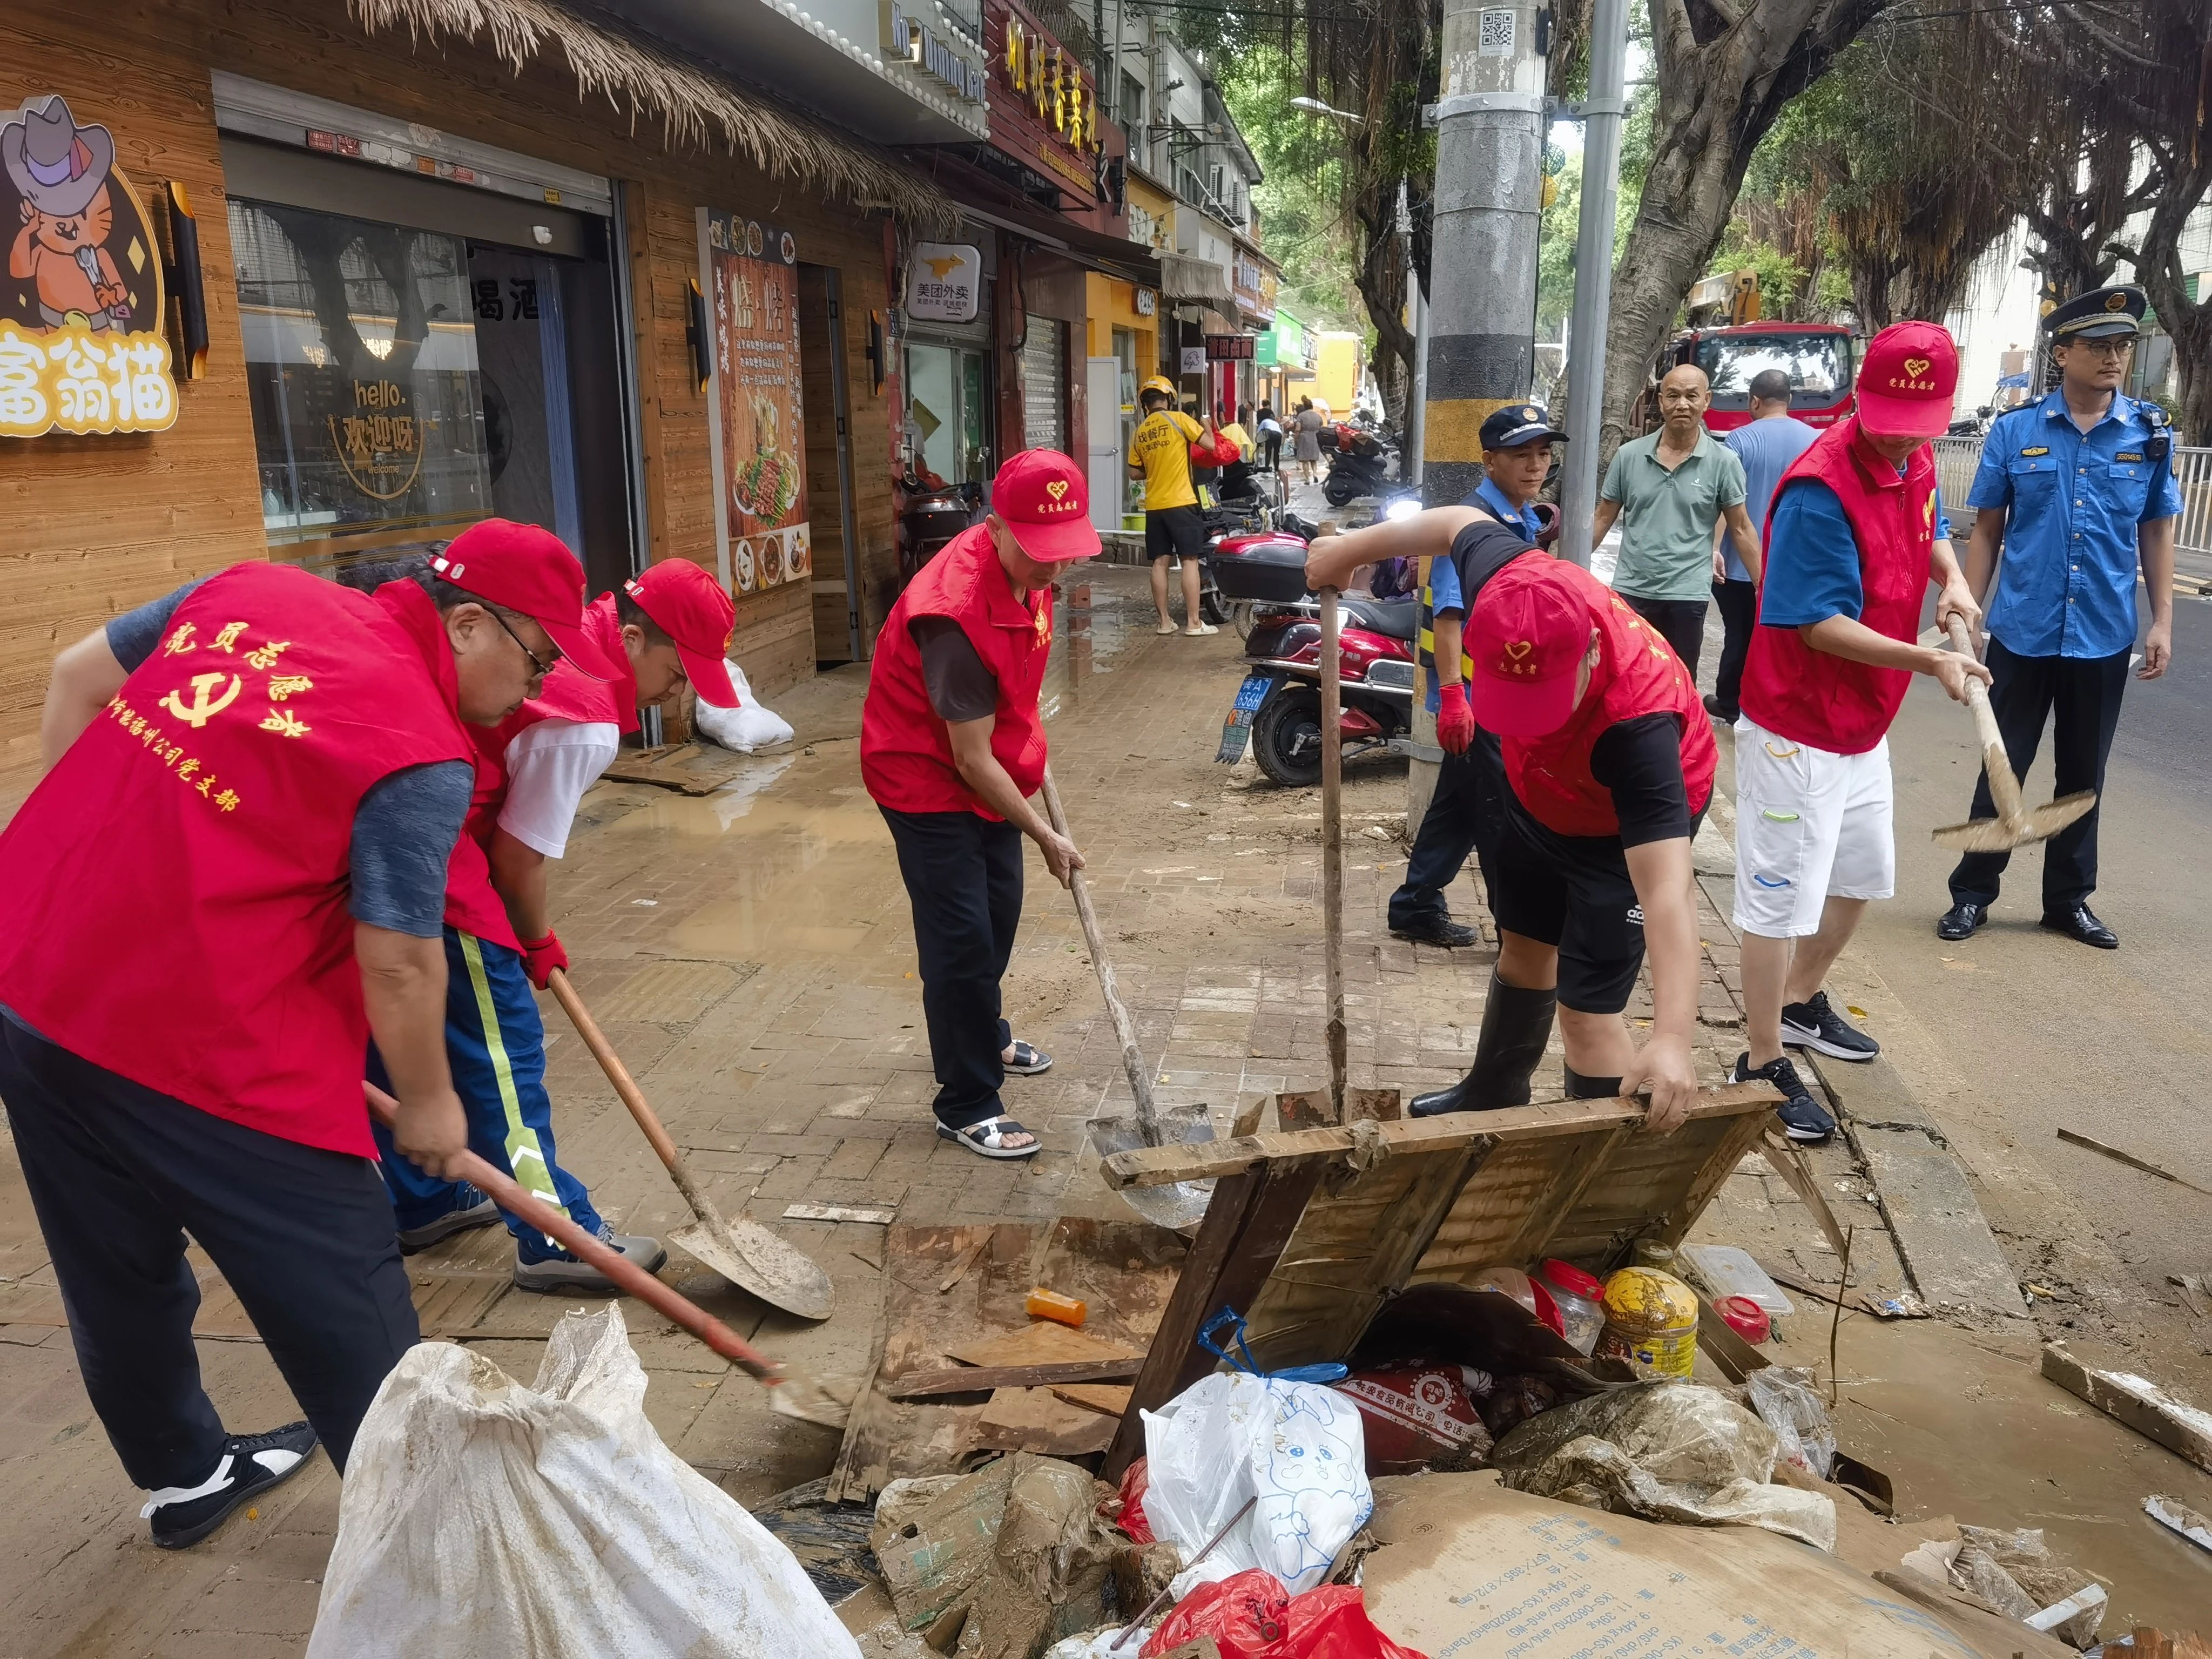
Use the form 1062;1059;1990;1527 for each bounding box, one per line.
939;1116;1042;1159
1001;1040;1053;1076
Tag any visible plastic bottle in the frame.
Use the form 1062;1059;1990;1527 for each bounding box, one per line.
1533;1259;1607;1356
1026;1287;1086;1326
1595;1266;1700;1379
1631;1238;1678;1270
1470;1265;1565;1339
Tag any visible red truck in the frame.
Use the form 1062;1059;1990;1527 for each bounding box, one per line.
1645;273;1859;434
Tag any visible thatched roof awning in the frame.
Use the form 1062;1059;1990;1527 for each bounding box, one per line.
347;0;949;224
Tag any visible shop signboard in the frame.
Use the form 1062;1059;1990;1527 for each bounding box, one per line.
986;0;1100;206
1206;334;1255;361
1231;252;1266;318
697;207;812;597
907;241;981;323
1;93;178;438
880;1;990;106
1178;345;1207;376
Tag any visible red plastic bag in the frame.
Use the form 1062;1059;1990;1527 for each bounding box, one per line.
1140;1569;1428;1659
1115;1456;1155;1544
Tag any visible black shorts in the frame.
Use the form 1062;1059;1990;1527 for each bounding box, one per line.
1145;504;1206;562
1489;803;1705;1015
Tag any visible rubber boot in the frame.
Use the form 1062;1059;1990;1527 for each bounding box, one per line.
1410;973;1557;1117
1562;1064;1624;1100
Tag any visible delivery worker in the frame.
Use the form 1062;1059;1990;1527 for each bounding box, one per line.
371;555;743;1291
0;526;613;1548
863;449;1099;1159
1307;508;1717;1139
1130;376;1236;636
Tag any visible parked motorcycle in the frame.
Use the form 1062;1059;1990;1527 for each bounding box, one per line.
1320;423;1399;507
898;475;982;580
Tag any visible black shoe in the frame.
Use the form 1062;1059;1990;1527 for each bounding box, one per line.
144;1422;318;1549
2041;904;2117;949
1391;916;1478;948
395;1185;500;1253
1410;973;1557;1117
1702;693;1738;723
1730;1053;1835;1144
1779;990;1879;1062
1936;902;1987;942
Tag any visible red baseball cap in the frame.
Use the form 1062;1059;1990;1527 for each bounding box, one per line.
991;449;1101;562
1855;320;1958;440
625;559;740;709
430;520;620;680
1465;558;1595;737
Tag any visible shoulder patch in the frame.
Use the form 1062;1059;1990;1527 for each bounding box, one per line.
2020;446;2049;457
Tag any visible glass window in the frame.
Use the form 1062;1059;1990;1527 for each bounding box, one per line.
905;340;992;485
1696;331;1856;414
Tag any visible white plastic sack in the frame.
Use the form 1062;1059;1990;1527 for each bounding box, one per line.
695;662;795;753
307;1307;863;1659
1139;1371;1373;1598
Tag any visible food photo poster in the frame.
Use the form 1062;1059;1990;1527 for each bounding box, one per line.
698;208;811;596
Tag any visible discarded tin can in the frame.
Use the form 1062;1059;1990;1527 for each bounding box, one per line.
1596;1266;1700;1380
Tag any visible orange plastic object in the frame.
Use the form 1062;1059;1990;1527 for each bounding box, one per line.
1026;1287;1087;1327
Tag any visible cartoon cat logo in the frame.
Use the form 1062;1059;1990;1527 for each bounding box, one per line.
4;95;144;332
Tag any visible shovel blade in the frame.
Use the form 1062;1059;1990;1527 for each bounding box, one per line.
668;1213;835;1322
1089;1105;1216;1232
1931;791;2096;852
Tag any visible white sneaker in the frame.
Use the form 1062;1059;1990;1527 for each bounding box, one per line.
1184;622;1218;636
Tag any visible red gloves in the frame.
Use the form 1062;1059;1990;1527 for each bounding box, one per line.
521;932;569;990
1436;681;1475;754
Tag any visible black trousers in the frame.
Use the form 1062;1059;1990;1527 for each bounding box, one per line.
1622;593;1708;680
1710;578;1757;717
1389;730;1507;927
882;806;1023;1131
1947;637;2130;913
0;1016;417;1489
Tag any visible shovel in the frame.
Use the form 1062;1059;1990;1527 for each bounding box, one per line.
1037;766;1216;1232
1930;616;2096;852
547;969;833;1321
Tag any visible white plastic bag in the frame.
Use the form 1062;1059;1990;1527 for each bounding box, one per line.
307;1307;863;1659
1139;1371;1373;1598
695;662;795;752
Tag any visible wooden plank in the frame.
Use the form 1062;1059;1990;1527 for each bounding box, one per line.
1050;1383;1134;1417
968;1387;1118;1456
946;1323;1138;1368
886;1359;1143;1399
1492;1126;1628;1266
2040;1342;2212;1475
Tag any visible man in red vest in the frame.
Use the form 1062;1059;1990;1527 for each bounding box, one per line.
371;557;741;1291
863;450;1097;1159
1730;321;1987;1131
0;523;615;1548
1307;512;1712;1136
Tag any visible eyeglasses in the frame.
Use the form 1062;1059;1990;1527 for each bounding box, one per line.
492;610;559;679
2071;336;2135;359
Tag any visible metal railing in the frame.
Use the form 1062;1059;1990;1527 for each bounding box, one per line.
1931;434;2212;566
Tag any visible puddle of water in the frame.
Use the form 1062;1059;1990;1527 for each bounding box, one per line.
1039;570;1147;723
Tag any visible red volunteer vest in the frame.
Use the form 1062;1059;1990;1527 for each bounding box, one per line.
861;524;1054;818
1739;418;1936;755
1502;559;1717;838
0;563;473;1156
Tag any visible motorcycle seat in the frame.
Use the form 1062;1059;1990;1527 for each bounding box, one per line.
1343;596;1417;640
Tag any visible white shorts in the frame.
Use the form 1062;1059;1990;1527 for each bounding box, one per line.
1731;718;1895;939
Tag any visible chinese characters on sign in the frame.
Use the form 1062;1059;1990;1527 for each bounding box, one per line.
906;242;982;325
698;209;812;598
988;0;1101;204
103;615;321;815
2;93;179;437
328;377;423;500
880;2;989;106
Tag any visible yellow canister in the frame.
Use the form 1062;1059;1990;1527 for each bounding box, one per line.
1596;1266;1700;1380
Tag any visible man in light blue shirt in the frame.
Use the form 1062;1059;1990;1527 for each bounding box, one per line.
1939;285;2182;950
1709;369;1818;720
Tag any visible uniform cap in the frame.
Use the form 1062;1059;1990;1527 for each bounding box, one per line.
991;449;1101;562
2048;283;2145;341
1854;320;1958;440
431;520;619;680
625;559;739;709
1481;403;1568;451
1465;557;1592;737
1140;375;1177;397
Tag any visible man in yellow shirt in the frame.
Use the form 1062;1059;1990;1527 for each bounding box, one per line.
1130;377;1226;636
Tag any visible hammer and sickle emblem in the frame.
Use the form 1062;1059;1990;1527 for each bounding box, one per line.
160;672;243;729
1902;356;1931;377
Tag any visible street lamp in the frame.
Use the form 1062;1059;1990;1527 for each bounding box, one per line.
1289;95;1364;125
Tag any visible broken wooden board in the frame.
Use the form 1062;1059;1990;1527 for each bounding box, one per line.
2042;1341;2212;1476
968;1387;1119;1456
886;1359;1142;1400
1102;1083;1780;1478
948;1322;1138;1369
600;741;754;795
1051;1383;1134;1417
828;1219;1186;1501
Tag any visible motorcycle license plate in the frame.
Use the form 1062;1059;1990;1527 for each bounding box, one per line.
1216;672;1275;765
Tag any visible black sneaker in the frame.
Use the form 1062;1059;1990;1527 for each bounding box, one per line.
1779;990;1879;1062
143;1422;318;1549
1730;1052;1836;1144
1391;916;1478;948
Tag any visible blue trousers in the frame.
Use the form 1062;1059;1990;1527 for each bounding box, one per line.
371;929;603;1264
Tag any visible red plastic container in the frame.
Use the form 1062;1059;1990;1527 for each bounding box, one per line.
1717;1294;1771;1345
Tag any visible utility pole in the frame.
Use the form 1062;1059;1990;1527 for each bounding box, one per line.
1556;0;1628;567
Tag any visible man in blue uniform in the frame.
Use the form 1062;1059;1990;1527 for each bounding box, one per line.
1938;285;2183;949
1387;404;1561;947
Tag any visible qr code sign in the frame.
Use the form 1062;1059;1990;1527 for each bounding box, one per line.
1479;7;1515;55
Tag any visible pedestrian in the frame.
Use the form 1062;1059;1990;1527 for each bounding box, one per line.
1731;321;1987;1136
1592;363;1763;676
0;526;613;1547
1709;368;1817;722
1938;285;2182;950
371;552;745;1291
1129;376;1233;636
862;449;1099;1161
1389;403;1564;948
1257;403;1284;472
1293;397;1324;484
1307;507;1709;1135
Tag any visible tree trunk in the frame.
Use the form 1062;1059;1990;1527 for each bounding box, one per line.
1357;178;1415;428
2132;150;2212;445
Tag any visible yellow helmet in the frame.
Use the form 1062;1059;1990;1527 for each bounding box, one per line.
1140;376;1177;397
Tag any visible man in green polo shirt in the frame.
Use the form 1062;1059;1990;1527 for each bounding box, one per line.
1593;363;1763;677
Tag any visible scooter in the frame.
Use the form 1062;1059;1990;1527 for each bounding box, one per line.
1320;426;1399;506
898;475;983;580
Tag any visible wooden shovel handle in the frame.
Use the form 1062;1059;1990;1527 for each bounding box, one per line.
547;969;719;1222
1318;586;1346;1123
1943;615;2019;816
361;1081;778;1382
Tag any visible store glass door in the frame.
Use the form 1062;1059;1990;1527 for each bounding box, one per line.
903;340;991;484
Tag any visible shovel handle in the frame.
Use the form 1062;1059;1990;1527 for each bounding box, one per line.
1318;586;1347;1123
362;1082;779;1382
1943;615;2020;818
547;969;719;1222
1039;767;1164;1143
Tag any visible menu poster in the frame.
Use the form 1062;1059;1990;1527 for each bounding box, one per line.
697;207;811;596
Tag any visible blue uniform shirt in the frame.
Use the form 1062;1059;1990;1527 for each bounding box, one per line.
1760;476;1950;628
1968;388;2183;659
1425;477;1541;709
